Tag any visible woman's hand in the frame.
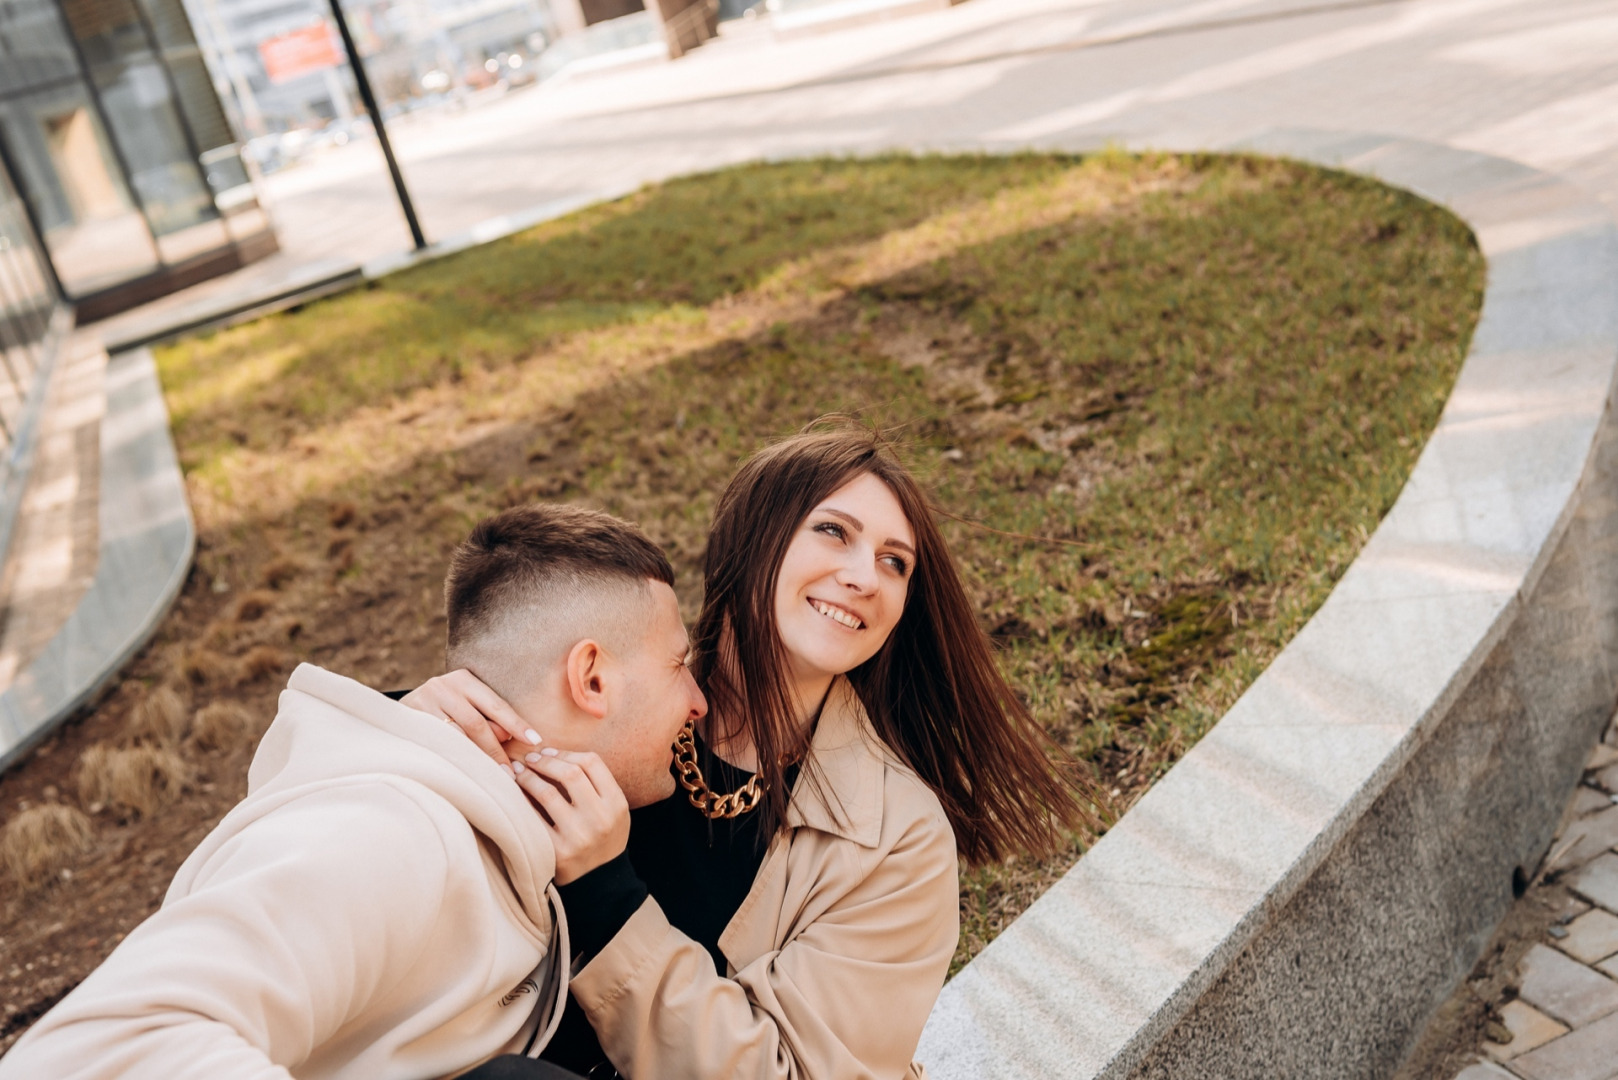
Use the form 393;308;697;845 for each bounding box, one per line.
400;669;541;771
514;749;631;884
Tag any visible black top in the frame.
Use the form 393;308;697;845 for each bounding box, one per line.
544;733;798;1078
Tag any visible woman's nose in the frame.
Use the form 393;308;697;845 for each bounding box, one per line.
836;550;879;592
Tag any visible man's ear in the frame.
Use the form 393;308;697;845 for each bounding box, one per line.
564;639;610;719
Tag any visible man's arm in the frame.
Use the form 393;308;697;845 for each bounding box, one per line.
0;785;451;1080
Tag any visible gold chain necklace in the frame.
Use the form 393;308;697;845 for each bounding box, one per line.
673;686;831;820
673;721;766;820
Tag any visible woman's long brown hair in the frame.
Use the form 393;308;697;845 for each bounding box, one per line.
692;421;1092;867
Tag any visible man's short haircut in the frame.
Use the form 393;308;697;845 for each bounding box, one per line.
445;504;675;659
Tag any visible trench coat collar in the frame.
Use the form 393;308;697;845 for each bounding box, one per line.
783;677;888;849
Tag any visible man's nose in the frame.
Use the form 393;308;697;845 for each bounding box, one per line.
687;675;708;719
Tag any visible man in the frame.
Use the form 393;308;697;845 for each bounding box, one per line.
0;504;706;1080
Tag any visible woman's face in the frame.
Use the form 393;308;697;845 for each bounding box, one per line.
773;471;916;687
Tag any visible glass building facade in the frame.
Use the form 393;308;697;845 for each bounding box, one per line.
0;157;65;550
0;0;277;320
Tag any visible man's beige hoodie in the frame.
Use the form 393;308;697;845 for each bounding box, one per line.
1;664;568;1080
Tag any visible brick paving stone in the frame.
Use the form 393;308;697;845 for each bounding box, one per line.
1572;785;1616;818
1519;944;1618;1027
1595;764;1618;795
1598;955;1618;981
1455;1063;1517;1080
1488;1000;1571;1063
1571;855;1618;914
0;338;104;693
1553;809;1618;870
1588;745;1618;773
1560;909;1618;965
1511;1010;1618;1080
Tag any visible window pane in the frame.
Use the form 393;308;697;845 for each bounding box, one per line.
0;163;49;442
0;0;81;97
0;86;162;296
0;181;53;353
59;0;223;242
137;0;237;153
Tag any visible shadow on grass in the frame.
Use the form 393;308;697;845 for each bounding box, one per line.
148;150;1482;971
161;155;1079;451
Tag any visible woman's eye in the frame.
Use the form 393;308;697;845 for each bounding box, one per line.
814;521;845;540
883;555;909;575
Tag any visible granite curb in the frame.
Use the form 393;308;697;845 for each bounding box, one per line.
0;348;194;772
915;130;1618;1078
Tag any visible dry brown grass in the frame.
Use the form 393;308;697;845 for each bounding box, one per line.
238;644;290;684
148;154;1481;973
0;158;1483;1024
75;745;192;818
233;589;278;623
126;686;190;745
180;646;235;688
2;804;94;893
187;702;257;752
259;557;300;590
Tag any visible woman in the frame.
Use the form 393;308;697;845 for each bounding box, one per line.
414;423;1090;1079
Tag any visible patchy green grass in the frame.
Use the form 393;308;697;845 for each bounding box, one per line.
30;153;1485;986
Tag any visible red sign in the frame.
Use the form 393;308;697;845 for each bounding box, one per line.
259;24;343;85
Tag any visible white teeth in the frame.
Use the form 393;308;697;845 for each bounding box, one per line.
810;599;863;629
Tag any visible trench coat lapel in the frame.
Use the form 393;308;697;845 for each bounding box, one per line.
719;677;888;970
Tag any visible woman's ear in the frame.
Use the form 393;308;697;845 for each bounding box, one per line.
564;639;611;719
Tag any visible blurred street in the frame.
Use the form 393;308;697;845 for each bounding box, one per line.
100;0;1618;338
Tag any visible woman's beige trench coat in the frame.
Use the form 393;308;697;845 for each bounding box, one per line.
570;677;960;1080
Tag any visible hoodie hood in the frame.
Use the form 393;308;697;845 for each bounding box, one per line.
247;663;556;933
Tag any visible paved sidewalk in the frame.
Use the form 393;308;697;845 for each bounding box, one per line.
1455;721;1618;1080
89;0;1618;343
0;339;104;691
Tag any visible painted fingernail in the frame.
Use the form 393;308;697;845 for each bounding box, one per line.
540;747;559;757
526;753;542;764
512;760;525;774
524;729;542;745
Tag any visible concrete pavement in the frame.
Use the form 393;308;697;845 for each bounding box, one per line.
94;0;1618;344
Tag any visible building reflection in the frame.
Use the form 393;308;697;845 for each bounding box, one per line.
0;0;277;320
0;156;67;564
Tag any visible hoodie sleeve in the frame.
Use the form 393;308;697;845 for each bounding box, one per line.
0;784;452;1080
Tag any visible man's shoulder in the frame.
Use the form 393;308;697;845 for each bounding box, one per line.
177;777;473;899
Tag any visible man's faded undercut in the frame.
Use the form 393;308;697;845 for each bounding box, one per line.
444;504;675;682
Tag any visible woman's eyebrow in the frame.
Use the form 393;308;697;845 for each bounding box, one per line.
822;507;915;557
821;507;864;531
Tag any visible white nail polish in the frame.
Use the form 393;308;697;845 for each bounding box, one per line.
526;753;541;764
541;747;558;757
525;729;542;745
511;760;525;774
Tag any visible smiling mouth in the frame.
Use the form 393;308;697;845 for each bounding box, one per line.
809;598;864;630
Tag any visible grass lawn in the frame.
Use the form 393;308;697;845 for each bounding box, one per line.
0;151;1483;1027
